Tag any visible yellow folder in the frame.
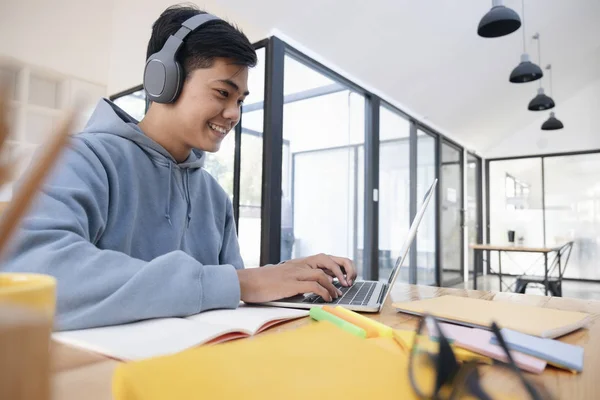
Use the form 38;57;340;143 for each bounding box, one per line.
112;321;417;400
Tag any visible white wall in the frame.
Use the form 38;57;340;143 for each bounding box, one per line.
0;0;113;86
1;0;267;95
107;0;267;95
486;79;600;158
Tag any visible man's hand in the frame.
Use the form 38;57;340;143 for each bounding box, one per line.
236;254;356;304
288;253;357;287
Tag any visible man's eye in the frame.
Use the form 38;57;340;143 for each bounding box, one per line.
217;90;229;98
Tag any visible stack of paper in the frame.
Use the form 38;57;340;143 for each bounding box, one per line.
491;328;584;372
438;323;547;374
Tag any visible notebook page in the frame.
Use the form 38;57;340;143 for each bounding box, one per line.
185;305;308;335
53;317;239;361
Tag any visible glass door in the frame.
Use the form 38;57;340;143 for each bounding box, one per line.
440;140;464;286
467;153;483;283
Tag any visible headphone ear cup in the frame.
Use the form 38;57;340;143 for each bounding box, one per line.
144;53;169;103
171;60;185;102
143;49;183;104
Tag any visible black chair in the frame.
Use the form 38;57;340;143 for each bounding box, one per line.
514;242;574;297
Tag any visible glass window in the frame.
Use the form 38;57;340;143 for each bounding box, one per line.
378;105;410;282
416;130;437;285
505;175;516;199
112;88;146;121
238;47;265;268
489;159;543;274
282;90;364;152
440;141;463;286
281;53;365;275
283;56;336;95
203;133;234;197
544;154;600;280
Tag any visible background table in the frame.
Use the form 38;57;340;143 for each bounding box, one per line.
51;284;600;400
470;243;573;295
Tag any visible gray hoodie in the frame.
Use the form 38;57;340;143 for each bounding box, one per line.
2;99;244;330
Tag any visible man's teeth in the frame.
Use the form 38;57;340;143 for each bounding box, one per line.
208;123;227;134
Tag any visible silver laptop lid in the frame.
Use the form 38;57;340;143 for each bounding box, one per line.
380;179;438;304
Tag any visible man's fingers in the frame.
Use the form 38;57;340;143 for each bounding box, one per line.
313;269;342;299
299;281;332;302
301;269;341;300
329;256;357;283
316;254;349;286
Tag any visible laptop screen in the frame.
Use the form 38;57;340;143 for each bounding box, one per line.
385;179;438;287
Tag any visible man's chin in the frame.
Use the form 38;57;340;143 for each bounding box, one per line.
193;136;222;153
200;142;221;153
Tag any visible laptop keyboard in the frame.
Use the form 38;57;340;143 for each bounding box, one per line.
301;281;378;306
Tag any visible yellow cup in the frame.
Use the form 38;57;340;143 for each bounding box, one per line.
0;273;56;320
0;273;56;400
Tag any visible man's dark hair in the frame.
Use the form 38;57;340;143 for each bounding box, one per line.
147;4;257;77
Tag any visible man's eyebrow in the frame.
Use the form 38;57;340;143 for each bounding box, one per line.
218;79;250;96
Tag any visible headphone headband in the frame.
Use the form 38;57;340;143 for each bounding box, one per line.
143;13;221;104
175;14;219;41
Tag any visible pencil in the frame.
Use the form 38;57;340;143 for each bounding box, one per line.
0;90;77;259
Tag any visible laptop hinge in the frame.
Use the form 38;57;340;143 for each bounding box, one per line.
378;283;388;303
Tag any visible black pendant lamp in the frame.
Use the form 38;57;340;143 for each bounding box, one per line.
541;65;564;130
541;112;564;130
509;0;543;83
528;88;555;110
527;33;555;111
478;0;522;38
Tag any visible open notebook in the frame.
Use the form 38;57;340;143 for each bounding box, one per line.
52;305;308;361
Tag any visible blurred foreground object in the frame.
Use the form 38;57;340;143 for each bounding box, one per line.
0;85;77;400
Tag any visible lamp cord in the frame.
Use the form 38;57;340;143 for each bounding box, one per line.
549;66;553;97
537;34;542;89
521;0;527;53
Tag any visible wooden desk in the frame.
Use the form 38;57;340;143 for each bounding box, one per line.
51;284;600;400
470;243;573;295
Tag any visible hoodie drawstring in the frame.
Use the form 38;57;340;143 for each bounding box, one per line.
185;169;192;228
165;162;172;226
165;163;192;229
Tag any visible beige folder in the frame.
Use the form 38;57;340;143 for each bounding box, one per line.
393;295;592;338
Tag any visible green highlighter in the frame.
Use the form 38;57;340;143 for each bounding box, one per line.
309;307;367;339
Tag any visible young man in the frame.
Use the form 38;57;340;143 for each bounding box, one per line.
2;5;356;331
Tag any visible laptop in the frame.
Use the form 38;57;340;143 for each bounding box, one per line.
259;178;438;313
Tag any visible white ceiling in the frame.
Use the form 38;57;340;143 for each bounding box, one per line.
214;0;600;155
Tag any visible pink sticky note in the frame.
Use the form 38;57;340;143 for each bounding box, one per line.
438;323;547;374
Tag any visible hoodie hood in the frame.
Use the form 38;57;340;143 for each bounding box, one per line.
82;98;206;226
83;98;205;169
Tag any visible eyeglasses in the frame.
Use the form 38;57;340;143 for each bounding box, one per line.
408;314;553;400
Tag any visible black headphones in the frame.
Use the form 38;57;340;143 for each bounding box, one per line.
143;13;220;104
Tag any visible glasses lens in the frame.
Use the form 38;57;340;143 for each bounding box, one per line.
409;316;443;398
451;363;550;400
